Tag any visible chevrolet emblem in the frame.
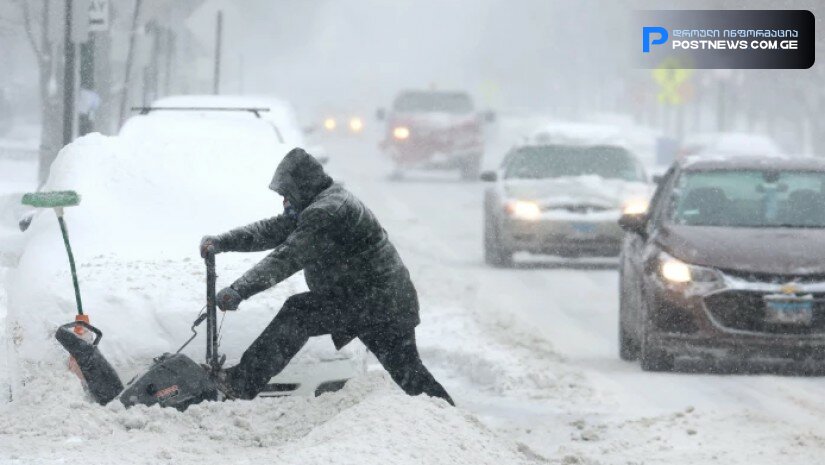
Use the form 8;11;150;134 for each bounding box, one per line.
780;282;801;295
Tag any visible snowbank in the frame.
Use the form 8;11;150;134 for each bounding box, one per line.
0;372;533;465
4;125;361;397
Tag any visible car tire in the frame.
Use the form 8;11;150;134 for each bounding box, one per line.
484;209;513;267
619;324;640;361
460;154;482;181
640;317;675;372
618;270;640;361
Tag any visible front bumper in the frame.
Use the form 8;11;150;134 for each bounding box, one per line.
648;271;825;360
381;139;482;169
261;356;366;398
500;216;623;257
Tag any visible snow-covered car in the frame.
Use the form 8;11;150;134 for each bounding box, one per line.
481;143;650;266
4;110;365;399
377;90;493;180
679;132;783;159
618;156;825;371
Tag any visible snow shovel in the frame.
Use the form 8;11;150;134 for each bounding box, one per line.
21;191;87;331
21;190;94;384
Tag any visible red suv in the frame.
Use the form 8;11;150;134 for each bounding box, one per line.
377;90;492;180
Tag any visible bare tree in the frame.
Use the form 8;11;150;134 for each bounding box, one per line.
17;0;64;184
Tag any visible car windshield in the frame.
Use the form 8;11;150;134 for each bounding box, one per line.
503;145;645;181
392;92;474;113
670;170;825;228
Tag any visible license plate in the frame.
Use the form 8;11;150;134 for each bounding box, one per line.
570;222;596;235
764;295;813;325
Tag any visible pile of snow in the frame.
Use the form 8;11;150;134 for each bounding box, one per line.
3;122;360;396
0;372;534;465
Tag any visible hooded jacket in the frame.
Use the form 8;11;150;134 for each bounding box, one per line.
215;148;419;340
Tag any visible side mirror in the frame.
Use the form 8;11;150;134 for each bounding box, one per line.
484;110;496;123
480;171;497;182
18;212;34;232
652;174;664;184
618;213;648;237
376;108;386;121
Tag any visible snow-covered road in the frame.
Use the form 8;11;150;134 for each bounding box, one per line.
325;137;825;464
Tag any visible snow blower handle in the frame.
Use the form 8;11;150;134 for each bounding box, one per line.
58;320;103;346
205;252;220;372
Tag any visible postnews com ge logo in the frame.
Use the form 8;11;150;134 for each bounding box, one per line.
643;25;800;53
637;12;812;69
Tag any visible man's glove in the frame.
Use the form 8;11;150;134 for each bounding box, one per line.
200;236;222;258
216;287;243;311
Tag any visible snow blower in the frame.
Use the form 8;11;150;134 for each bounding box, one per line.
53;249;224;410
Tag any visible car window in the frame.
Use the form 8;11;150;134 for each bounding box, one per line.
502;145;645;182
667;170;825;228
644;166;678;234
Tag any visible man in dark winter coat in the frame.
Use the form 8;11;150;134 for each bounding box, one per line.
200;148;453;405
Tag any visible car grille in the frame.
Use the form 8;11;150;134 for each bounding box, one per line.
718;268;825;284
704;291;825;335
543;204;611;214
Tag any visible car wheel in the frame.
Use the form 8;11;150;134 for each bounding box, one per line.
460;154;482;181
640;299;675;371
639;294;675;371
484;209;513;267
618;269;640;361
619;324;640;361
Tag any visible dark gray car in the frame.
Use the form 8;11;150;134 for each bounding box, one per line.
619;156;825;371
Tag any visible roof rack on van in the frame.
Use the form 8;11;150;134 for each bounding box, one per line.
131;106;271;118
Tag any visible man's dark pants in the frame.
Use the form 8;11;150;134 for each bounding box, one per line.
225;292;454;405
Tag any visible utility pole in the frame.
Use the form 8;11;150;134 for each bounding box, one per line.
63;0;77;147
164;29;175;96
78;37;95;135
119;0;143;125
239;54;244;94
213;10;223;95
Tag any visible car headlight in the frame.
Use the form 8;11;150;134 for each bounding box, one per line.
393;126;410;140
349;117;364;133
505;200;541;221
622;197;649;215
659;252;720;283
323;118;337;131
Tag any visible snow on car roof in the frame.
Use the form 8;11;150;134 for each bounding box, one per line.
151;94;306;146
526;122;644;153
681;154;825;171
682;131;783;157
